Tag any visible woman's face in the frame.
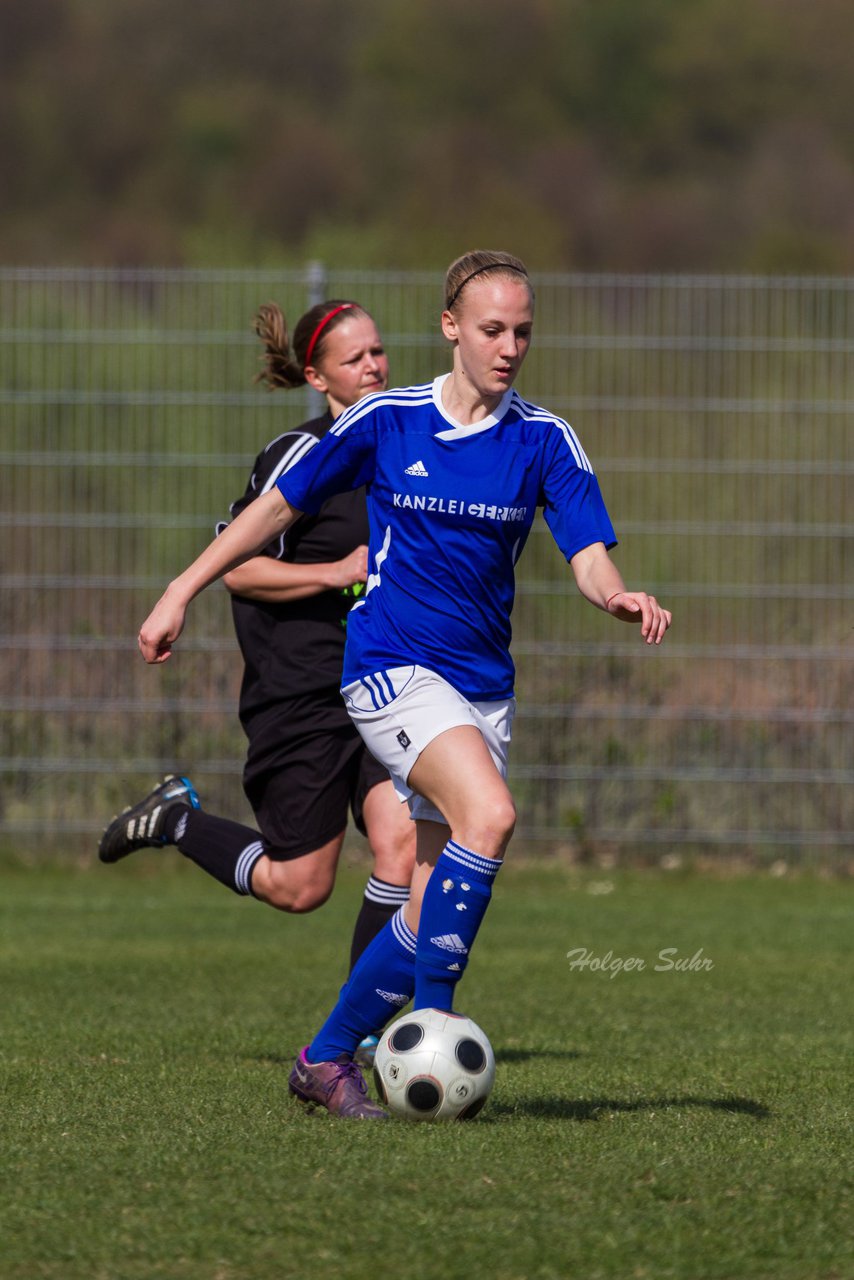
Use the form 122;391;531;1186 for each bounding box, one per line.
442;277;534;402
306;315;389;417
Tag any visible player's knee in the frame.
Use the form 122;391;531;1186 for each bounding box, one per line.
371;829;417;885
460;792;516;855
282;882;334;914
258;862;335;914
489;794;517;847
268;880;333;914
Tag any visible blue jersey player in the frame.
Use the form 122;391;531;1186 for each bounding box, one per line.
138;250;672;1118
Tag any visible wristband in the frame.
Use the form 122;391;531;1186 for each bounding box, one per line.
606;592;623;610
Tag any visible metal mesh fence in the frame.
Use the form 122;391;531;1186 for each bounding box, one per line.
1;266;851;864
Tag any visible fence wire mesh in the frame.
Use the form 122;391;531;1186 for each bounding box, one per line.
1;266;851;864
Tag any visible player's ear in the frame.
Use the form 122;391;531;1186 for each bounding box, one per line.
304;365;328;393
440;309;458;343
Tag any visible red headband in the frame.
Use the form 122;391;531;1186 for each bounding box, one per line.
304;303;355;369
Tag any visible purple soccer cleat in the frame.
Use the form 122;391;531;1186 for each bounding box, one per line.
288;1048;389;1120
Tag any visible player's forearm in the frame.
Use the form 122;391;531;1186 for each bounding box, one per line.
224;558;345;603
570;539;672;643
169;490;299;608
570;542;625;610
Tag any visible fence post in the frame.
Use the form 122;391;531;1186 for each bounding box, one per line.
305;259;328;418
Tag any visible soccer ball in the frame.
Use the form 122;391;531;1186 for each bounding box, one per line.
373;1008;495;1122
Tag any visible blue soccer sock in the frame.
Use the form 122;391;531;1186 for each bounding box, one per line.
414;840;503;1012
307;908;416;1063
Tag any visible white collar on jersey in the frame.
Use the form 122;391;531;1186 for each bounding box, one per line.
431;373;514;440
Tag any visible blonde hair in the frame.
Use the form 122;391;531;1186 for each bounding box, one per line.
444;250;531;311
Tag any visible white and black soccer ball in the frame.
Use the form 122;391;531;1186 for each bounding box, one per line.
373;1008;495;1122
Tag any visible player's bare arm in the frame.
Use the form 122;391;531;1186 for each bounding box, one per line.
223;544;369;603
138;489;300;664
570;541;672;645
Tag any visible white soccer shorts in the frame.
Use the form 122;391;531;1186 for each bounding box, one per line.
341;664;515;824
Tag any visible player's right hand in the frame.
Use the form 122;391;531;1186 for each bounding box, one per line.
329;545;369;590
138;592;187;664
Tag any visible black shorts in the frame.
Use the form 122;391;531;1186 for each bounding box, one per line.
240;687;390;861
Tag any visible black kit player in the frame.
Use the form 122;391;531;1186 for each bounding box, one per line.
99;301;416;1041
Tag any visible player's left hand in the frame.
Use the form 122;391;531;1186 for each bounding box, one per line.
606;592;672;644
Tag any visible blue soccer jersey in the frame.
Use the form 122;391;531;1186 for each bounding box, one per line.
277;375;616;701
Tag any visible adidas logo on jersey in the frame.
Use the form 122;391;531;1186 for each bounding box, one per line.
429;932;468;954
404;459;429;477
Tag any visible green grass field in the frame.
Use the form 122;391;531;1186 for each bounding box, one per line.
2;858;851;1280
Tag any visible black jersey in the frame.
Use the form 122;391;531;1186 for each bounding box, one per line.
219;413;370;719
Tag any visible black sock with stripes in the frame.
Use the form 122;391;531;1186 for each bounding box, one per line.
349;875;411;972
164;808;265;897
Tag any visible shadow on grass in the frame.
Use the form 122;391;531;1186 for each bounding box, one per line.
494;1047;583;1065
489;1095;771;1121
